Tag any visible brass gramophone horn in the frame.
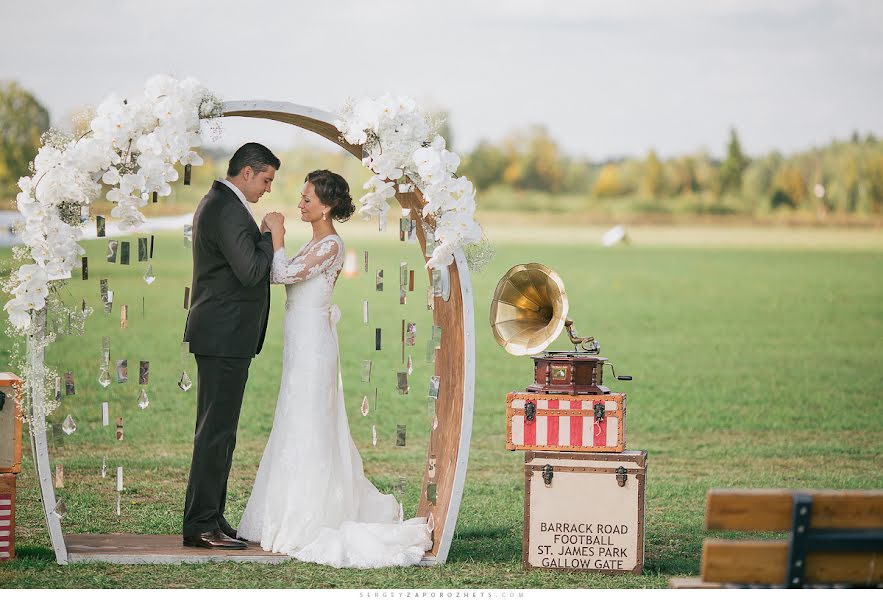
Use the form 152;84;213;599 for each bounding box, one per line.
489;263;569;356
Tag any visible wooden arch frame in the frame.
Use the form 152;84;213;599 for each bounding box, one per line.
28;100;476;566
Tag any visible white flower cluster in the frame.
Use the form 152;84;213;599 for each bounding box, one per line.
5;75;218;330
335;94;482;269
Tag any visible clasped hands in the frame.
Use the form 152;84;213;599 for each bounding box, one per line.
261;212;285;236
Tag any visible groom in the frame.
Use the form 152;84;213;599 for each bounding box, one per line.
182;142;284;549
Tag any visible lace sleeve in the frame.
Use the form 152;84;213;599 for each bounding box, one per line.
270;237;341;284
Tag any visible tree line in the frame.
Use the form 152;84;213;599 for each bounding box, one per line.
2;81;881;217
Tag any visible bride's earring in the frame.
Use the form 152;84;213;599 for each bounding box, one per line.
322;211;328;221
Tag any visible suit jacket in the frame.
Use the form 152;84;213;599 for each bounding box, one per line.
183;181;274;358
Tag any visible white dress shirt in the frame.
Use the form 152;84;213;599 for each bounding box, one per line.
217;178;254;219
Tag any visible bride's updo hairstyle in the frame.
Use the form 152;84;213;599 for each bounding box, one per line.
305;169;356;223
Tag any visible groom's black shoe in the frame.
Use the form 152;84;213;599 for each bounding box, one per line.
219;520;237;540
183;528;247;550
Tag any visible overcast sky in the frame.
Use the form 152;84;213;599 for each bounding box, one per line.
2;0;881;160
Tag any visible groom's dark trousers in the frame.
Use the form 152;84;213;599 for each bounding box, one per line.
182;181;273;537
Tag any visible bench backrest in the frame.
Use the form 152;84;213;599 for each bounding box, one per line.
701;488;883;586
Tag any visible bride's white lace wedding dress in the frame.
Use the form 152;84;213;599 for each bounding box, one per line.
237;233;432;568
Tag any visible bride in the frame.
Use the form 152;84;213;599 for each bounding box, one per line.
237;169;432;568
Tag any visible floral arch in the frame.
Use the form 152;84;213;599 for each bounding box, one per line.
5;77;479;565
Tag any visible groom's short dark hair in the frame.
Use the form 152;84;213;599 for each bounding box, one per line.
227;143;281;177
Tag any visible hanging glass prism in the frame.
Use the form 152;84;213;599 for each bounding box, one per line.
426;511;435;533
143;263;156;285
360;395;369;417
407;355;413;375
178;371;193;391
362;300;368;324
52;498;67;520
116;417;124;441
396;424;407;446
55;464;64;489
120;241;130;265
432;414;438;431
364;250;369;273
422;222;436;259
102;335;110;363
375;269;383;292
183;224;193;247
62;414;77;435
138;237;148;262
138;388;149;409
81;257;88;281
361;360;372;383
96;215;106;238
107;239;119;262
428;375;440;400
99;371;110;394
117;359;128;383
372;424;377;447
397;372;410;395
406;322;416;346
399;262;408;286
53;376;61;403
120;304;128;328
427;456;437;480
139;361;150;385
427;482;437;505
64;371;76;395
101;402;109;426
101;456;107;479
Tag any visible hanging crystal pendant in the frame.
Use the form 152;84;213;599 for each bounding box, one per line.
54;377;62;403
101;456;107;479
407;355;413;375
432;415;438;431
372;424;377;447
52;498;68;519
143;263;156;285
62;414;77;435
138;388;149;409
426;511;435;533
98;367;111;388
360;395;369;417
178;371;192;391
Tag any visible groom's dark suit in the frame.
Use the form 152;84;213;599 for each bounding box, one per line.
182;180;273;537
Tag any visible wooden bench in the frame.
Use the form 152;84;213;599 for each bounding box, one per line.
670;488;883;588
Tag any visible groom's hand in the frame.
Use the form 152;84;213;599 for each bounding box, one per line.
264;212;285;234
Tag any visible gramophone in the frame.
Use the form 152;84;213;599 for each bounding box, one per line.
490;263;631;395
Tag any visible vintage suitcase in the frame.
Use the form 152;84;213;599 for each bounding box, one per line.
0;373;23;474
507;392;626;452
0;473;14;560
523;450;647;573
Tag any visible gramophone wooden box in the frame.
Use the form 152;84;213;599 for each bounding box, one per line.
523;450;647;573
506;392;626;452
528;352;609;395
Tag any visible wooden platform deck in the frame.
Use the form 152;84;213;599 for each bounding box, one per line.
64;534;291;564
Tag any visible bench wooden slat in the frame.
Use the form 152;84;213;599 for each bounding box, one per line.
701;539;883;585
705;488;883;531
668;577;722;589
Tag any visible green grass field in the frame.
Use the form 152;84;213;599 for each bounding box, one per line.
1;222;882;588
